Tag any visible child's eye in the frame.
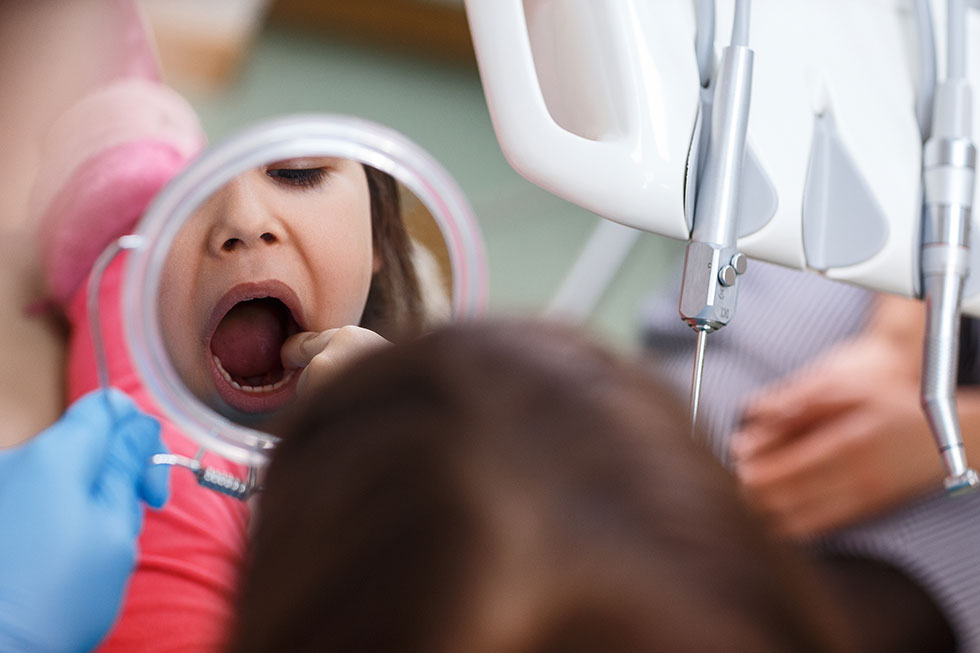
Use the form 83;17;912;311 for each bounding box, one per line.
266;167;329;189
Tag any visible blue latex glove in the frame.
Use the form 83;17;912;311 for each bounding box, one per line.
0;389;169;652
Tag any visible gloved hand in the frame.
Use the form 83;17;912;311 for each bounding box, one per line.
0;389;169;652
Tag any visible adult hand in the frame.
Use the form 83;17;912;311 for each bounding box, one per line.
0;389;168;653
281;326;389;399
730;332;945;538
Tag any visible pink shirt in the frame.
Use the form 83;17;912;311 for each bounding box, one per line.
67;254;250;652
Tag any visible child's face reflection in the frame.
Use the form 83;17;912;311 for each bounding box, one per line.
159;157;378;428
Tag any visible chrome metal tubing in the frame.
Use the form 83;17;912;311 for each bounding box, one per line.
690;45;754;248
920;121;980;492
679;45;754;334
921;205;979;493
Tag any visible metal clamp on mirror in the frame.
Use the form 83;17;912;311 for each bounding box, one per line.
150;452;261;501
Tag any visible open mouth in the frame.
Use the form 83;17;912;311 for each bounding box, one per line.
208;290;304;414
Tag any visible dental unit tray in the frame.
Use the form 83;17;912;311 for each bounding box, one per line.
465;0;980;310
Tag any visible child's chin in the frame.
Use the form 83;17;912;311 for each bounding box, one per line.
210;399;295;438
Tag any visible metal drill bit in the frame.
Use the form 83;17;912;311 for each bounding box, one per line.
689;328;709;438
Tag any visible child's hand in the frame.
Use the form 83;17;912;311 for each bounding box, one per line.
281;326;390;399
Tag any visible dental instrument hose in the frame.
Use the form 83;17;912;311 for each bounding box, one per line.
920;0;980;493
680;0;753;437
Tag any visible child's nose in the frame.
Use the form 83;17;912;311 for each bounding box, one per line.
216;229;279;253
207;201;283;254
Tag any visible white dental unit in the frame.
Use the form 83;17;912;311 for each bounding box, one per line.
464;0;980;493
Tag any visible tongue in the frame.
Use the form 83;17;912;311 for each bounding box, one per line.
211;299;286;379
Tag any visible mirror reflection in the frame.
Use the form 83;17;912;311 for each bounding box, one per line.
158;157;452;434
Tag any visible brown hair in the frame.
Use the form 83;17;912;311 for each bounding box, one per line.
359;165;424;340
233;320;854;653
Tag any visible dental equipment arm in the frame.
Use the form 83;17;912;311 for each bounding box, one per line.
466;0;980;485
680;0;753;431
919;0;980;493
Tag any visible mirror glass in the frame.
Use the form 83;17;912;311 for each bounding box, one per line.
118;115;487;465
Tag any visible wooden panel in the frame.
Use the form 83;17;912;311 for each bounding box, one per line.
268;0;475;65
139;0;273;86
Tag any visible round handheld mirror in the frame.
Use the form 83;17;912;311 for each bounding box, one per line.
92;114;487;490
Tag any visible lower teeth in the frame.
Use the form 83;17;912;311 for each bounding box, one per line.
213;356;295;393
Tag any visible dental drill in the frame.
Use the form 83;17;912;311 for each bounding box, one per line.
920;0;980;494
680;0;753;434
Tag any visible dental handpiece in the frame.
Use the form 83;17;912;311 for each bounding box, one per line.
679;0;753;437
916;0;979;495
920;76;980;494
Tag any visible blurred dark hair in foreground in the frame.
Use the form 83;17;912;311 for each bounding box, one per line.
233;319;855;653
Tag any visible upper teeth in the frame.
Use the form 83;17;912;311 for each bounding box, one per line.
213;355;296;393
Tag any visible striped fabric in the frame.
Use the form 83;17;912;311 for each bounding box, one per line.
641;261;980;651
